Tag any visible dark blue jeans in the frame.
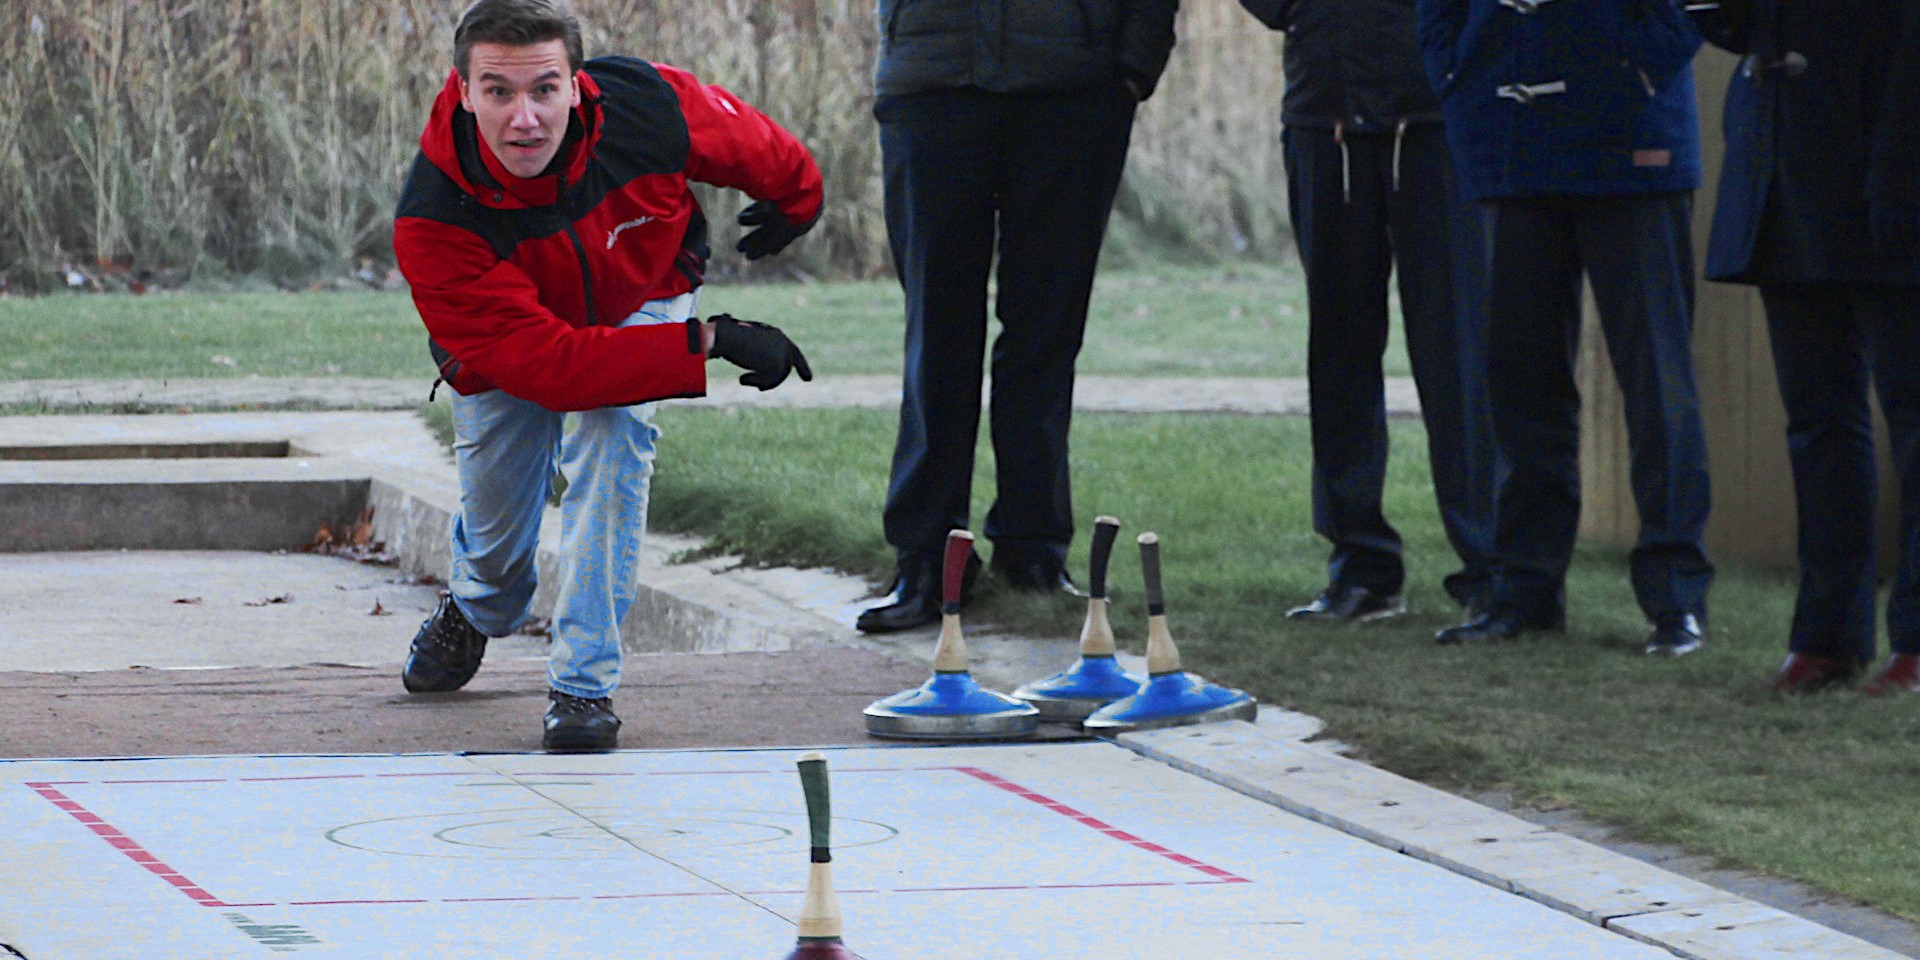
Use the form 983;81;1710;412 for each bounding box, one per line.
1484;193;1713;623
1283;122;1497;605
875;84;1136;570
1762;282;1920;662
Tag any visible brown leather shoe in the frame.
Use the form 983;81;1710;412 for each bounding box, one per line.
1771;653;1863;694
1863;653;1920;696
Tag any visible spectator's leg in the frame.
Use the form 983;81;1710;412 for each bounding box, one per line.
1484;198;1582;621
1578;192;1714;625
983;82;1135;575
1285;126;1404;598
1866;284;1920;659
876;91;997;564
1387;124;1496;608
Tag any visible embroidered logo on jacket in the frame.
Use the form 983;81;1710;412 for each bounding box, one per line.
606;216;657;250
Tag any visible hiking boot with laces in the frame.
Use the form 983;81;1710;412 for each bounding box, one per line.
543;690;621;752
401;594;489;693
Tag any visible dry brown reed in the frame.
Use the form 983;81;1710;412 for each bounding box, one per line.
0;0;1288;290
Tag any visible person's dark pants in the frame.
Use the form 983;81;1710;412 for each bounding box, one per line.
1282;123;1497;606
875;84;1136;571
1483;193;1713;623
1761;282;1920;663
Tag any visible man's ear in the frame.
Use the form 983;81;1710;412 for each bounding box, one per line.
570;70;584;108
458;76;475;114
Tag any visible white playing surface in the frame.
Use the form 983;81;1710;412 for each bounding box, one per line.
0;741;1669;959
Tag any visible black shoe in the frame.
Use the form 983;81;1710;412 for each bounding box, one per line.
1434;608;1564;645
1286;584;1406;623
990;558;1088;597
856;551;980;633
1645;613;1705;657
402;593;489;692
543;691;620;752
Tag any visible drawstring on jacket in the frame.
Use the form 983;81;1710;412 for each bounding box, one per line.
1334;121;1352;204
1391;118;1409;192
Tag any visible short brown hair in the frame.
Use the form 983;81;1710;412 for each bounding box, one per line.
453;0;584;79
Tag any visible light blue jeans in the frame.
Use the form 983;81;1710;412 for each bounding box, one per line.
444;293;693;699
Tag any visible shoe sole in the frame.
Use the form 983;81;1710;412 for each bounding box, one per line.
542;732;618;753
1644;640;1702;658
1286;599;1407;623
855;615;939;634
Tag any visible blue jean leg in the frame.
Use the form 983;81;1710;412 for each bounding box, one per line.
448;390;563;637
446;294;688;699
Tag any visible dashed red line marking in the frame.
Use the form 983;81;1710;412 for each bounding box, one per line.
239;774;369;782
24;782;246;908
290;899;431;906
100;778;223;785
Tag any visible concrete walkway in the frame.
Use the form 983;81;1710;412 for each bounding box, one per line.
0;398;1914;958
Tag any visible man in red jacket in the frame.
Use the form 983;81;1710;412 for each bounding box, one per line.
392;0;821;752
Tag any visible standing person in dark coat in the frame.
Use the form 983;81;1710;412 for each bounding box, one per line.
1418;0;1716;655
1239;0;1497;624
854;0;1180;633
1697;0;1920;693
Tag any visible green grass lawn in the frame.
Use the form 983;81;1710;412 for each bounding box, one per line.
0;260;1360;382
6;264;1917;921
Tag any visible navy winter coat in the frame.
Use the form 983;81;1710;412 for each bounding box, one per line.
1870;2;1920;211
1415;0;1704;199
1701;0;1919;285
874;0;1180;100
1239;0;1441;132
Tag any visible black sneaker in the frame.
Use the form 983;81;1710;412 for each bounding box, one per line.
1286;584;1406;623
1644;613;1705;657
402;594;490;693
543;691;620;753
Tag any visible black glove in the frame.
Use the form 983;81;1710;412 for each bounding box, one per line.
1870;197;1920;259
708;314;813;391
735;201;816;261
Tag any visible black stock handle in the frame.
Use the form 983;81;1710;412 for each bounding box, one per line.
1088;516;1120;599
1138;532;1164;614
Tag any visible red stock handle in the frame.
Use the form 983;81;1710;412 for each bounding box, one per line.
942;529;975;608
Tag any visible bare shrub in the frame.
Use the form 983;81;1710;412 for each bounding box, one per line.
0;0;1289;289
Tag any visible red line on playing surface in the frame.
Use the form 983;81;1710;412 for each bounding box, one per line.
943;766;1252;884
238;774;369;782
23;782;241;908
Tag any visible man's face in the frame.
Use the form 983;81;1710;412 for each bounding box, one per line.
459;40;580;180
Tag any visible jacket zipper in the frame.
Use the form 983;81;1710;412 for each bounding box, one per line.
557;174;599;325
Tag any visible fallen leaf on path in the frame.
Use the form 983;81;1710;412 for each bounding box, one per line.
369;599;392;616
172;597;203;605
244;594;294;607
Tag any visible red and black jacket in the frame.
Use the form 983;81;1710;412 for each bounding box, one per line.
394;57;823;411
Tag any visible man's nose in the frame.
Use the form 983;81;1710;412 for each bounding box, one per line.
510;96;539;128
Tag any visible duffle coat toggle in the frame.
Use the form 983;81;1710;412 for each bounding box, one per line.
1498;0;1562;13
1495;80;1568;105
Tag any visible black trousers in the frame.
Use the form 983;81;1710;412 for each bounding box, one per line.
1484;193;1714;623
1283;122;1497;605
875;84;1136;569
1762;282;1920;662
